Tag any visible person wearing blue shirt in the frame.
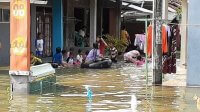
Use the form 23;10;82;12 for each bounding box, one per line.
53;47;67;67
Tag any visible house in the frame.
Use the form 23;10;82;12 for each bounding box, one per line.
0;0;121;66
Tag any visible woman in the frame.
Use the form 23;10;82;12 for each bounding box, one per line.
97;37;108;56
85;43;102;64
121;26;131;47
124;50;140;63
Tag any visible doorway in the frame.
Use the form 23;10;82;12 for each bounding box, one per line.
36;7;52;57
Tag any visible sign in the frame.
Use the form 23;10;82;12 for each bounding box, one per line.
12;0;26;19
9;0;30;75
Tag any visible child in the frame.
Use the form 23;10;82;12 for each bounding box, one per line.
66;48;74;64
31;52;42;66
135;56;145;67
62;50;68;61
109;43;118;63
83;50;89;63
35;33;44;58
76;49;83;65
53;47;67;67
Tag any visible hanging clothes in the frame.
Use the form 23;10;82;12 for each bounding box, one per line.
162;24;177;74
134;34;146;51
147;25;168;57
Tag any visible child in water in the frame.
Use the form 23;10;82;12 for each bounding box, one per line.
109;43;118;63
76;49;83;65
67;48;74;65
35;33;44;58
52;47;68;67
31;52;42;66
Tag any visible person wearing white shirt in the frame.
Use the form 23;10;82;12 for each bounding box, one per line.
35;33;44;57
76;49;83;64
124;50;140;63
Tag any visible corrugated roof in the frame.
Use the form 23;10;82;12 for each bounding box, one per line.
122;0;181;17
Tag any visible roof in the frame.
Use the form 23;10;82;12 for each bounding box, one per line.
121;0;181;20
0;0;48;4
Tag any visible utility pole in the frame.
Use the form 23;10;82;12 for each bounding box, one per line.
153;0;163;85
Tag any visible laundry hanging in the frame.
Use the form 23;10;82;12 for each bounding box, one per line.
162;23;179;74
147;25;168;57
134;34;146;51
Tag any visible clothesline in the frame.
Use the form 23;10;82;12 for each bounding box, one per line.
137;18;200;26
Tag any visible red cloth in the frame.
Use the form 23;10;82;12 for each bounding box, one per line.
147;25;168;56
99;40;106;55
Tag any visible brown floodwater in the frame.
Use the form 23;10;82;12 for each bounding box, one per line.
0;63;200;112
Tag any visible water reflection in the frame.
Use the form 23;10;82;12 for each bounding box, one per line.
9;94;28;112
0;63;199;111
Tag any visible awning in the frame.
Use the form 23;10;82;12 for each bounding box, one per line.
121;0;181;18
0;0;48;4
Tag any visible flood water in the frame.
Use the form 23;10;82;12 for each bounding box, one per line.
0;63;200;112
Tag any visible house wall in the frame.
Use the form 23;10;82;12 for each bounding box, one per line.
0;2;51;66
187;0;200;86
0;23;10;66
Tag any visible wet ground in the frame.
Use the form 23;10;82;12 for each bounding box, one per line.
0;63;200;112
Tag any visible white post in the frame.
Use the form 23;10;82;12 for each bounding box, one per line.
90;0;97;47
180;0;188;67
162;0;168;20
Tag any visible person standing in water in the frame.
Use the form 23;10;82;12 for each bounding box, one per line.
121;26;131;49
35;33;44;58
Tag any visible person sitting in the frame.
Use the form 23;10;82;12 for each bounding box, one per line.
83;50;89;63
62;50;68;61
96;36;108;56
85;43;102;64
53;47;67;67
66;47;74;64
109;43;118;63
124;50;140;63
31;52;42;66
76;49;83;65
134;56;145;66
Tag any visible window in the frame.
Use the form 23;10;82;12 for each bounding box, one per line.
0;9;10;22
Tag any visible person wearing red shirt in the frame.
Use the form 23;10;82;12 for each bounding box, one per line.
96;37;108;56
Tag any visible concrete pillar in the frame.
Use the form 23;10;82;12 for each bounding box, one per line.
10;0;31;93
97;0;103;36
187;0;200;86
53;0;63;54
66;0;75;48
90;0;97;47
10;76;29;94
116;0;122;38
109;1;121;38
162;0;168;20
109;8;117;36
31;5;36;53
180;0;188;67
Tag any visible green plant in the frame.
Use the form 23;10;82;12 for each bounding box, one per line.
103;34;127;53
